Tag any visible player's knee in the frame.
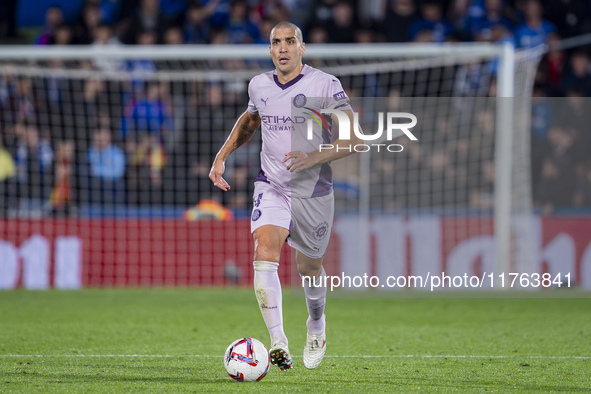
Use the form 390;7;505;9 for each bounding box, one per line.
253;226;288;263
297;262;322;278
253;238;281;262
296;251;323;277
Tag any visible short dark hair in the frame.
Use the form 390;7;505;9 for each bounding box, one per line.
270;21;303;45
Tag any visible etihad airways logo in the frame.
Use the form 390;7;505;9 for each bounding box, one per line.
305;109;418;153
260;114;306;131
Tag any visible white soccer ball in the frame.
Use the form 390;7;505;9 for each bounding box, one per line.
224;337;270;382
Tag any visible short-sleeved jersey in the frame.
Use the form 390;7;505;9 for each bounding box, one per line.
247;65;351;198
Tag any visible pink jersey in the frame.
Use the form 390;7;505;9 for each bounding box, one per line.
247;65;351;198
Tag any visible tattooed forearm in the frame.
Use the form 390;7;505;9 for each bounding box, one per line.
220;112;260;158
240;124;256;134
232;134;248;151
231;125;256;152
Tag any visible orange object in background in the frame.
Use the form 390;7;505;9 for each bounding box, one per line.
184;199;233;221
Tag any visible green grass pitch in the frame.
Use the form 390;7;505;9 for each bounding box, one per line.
0;289;590;392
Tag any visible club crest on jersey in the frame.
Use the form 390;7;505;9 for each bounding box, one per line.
312;221;329;241
252;209;262;221
293;93;307;108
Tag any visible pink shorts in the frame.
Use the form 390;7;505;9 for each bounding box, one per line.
250;181;334;259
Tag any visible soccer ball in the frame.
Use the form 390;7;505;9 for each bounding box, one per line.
224;337;270;382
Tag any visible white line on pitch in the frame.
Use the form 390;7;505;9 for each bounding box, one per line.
0;354;589;359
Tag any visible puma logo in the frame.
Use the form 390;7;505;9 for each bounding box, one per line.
261;97;269;106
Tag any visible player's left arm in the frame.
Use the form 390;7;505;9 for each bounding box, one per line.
282;109;361;173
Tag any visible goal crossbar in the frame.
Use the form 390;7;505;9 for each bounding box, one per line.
0;43;508;61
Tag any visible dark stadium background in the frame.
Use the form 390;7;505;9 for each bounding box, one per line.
2;0;591;215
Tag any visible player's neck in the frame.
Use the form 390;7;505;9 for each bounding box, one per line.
276;64;304;85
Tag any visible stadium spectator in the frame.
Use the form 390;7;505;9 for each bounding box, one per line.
377;0;417;43
561;51;591;96
530;86;551;150
454;61;493;96
0;134;15;181
85;127;126;206
41;59;70;133
542;32;566;93
473;23;513;50
129;132;167;184
408;0;453;43
397;139;425;209
545;124;587;179
309;0;338;26
3;77;37;125
0;133;16;214
446;0;472;36
120;81;173;204
124;30;158;73
354;28;374;43
93;24;124;71
307;26;328;43
469;159;495;210
93;0;122;25
560;89;591;169
258;17;275;43
513;0;555;48
14;122;54;204
226;0;261;44
425;149;457;208
184;0;221;43
35;6;64;45
93;23;121;46
209;26;230;44
73;2;103;44
162;26;187;68
530;87;552;190
120;81;173;143
78;79;112;136
574;163;591;208
469;107;496;162
323;1;359;43
535;156;576;214
50;140;74;215
164;26;184;44
465;0;513;41
51;25;73;45
120;0;170;44
250;0;291;26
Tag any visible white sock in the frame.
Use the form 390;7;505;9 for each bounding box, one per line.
253;261;288;347
303;268;327;334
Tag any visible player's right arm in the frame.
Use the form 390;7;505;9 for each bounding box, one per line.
209;110;261;191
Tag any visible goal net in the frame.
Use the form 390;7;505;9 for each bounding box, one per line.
0;43;544;290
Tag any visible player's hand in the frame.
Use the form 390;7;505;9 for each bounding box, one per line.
209;161;231;191
282;151;319;173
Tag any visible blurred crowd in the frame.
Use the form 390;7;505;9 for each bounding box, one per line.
2;0;589;48
4;0;589;99
1;0;591;216
0;75;253;216
531;92;591;215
